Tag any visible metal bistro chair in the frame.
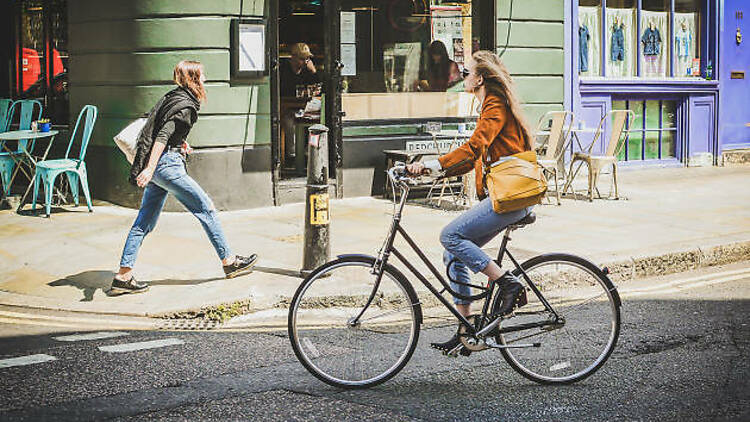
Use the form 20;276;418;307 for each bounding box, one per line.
33;105;98;217
562;109;635;201
0;99;43;197
0;99;13;133
534;111;574;205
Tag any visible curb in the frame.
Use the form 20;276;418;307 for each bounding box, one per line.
601;241;750;284
1;241;748;328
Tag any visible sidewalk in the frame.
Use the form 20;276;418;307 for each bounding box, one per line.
0;166;748;318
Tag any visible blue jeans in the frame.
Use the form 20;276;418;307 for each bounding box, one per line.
440;198;533;305
119;151;231;268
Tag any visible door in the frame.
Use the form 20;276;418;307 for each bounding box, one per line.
269;0;280;205
325;0;344;198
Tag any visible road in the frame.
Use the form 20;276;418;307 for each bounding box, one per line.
0;262;748;421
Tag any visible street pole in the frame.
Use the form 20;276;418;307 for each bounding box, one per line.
302;124;330;276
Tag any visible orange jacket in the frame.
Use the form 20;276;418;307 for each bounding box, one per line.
437;93;529;197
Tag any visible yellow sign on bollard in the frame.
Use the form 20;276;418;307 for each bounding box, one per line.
309;193;329;225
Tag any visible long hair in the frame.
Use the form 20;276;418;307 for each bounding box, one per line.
173;60;206;103
471;50;533;150
427;40;451;81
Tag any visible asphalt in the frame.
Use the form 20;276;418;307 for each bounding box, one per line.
0;165;748;319
0;263;748;421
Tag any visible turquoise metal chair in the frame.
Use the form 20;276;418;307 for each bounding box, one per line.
0;99;13;133
33;105;97;217
0;100;43;197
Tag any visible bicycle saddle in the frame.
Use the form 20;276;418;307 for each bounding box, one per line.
509;212;536;229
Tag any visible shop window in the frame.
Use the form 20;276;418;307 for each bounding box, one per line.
578;0;601;77
614;99;677;161
606;0;636;78
580;0;704;79
641;0;669;78
674;0;701;78
340;0;483;120
16;0;68;125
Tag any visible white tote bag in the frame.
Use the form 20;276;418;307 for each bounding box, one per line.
113;118;146;164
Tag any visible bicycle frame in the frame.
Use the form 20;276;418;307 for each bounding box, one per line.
351;173;562;338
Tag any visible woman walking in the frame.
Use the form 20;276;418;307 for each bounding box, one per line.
407;51;534;352
111;60;257;295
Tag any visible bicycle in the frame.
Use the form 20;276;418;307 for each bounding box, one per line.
288;163;622;389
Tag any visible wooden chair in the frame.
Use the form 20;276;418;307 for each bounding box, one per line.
562;109;635;201
534;111;574;205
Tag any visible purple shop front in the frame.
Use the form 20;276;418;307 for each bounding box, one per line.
566;0;747;166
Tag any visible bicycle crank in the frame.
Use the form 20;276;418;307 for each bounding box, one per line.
458;315;491;352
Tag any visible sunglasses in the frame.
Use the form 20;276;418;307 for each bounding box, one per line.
461;68;472;78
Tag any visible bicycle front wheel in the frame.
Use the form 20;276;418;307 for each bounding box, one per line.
288;256;421;389
495;253;621;384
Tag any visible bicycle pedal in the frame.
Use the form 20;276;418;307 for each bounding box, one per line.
446;344;464;357
515;288;528;308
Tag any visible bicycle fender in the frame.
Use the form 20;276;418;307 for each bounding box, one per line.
336;253;377;260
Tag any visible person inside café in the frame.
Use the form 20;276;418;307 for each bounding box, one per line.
418;40;462;92
280;42;321;165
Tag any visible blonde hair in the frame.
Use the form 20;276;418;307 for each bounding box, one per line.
173;60;206;103
472;50;533;150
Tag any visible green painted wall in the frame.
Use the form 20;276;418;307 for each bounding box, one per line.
496;0;566;127
68;0;269;207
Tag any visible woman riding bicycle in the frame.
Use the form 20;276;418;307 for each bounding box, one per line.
407;50;535;353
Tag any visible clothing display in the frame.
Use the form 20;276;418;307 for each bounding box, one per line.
611;24;625;62
579;25;591;72
675;28;692;58
642;27;662;56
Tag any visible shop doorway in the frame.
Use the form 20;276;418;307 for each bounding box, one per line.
271;0;343;205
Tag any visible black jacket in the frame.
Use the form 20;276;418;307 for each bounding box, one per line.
129;87;200;185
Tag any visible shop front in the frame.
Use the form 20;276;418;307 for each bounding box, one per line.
570;0;726;167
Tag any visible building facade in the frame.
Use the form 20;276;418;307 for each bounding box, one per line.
0;0;746;211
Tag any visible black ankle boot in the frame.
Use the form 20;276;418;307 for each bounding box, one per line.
430;333;471;356
492;272;526;318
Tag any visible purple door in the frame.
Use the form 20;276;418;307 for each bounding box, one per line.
720;0;750;150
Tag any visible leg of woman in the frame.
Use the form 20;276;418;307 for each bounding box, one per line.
440;198;532;282
431;198;532;352
117;182;169;279
151;152;256;278
151;153;232;261
443;251;473;317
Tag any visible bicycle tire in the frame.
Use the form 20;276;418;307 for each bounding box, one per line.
288;255;422;389
493;253;621;384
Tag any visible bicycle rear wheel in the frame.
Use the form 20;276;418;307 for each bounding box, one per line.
288;256;421;389
494;253;621;384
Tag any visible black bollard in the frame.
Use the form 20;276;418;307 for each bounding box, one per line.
302;124;330;275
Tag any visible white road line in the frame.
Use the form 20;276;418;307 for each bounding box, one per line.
98;338;184;353
619;268;750;294
0;354;57;369
53;331;130;342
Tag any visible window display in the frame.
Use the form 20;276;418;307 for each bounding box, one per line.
674;12;699;77
606;8;635;78
579;5;601;76
640;7;669;78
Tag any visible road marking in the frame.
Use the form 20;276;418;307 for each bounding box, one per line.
98;338;184;353
0;354;56;369
53;331;130;342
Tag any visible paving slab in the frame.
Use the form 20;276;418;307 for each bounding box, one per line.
0;166;748;317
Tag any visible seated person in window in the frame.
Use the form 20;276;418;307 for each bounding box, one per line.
280;43;320;98
280;43;321;164
418;40;462;92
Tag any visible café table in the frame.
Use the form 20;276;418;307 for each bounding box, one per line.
0;129;60;212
